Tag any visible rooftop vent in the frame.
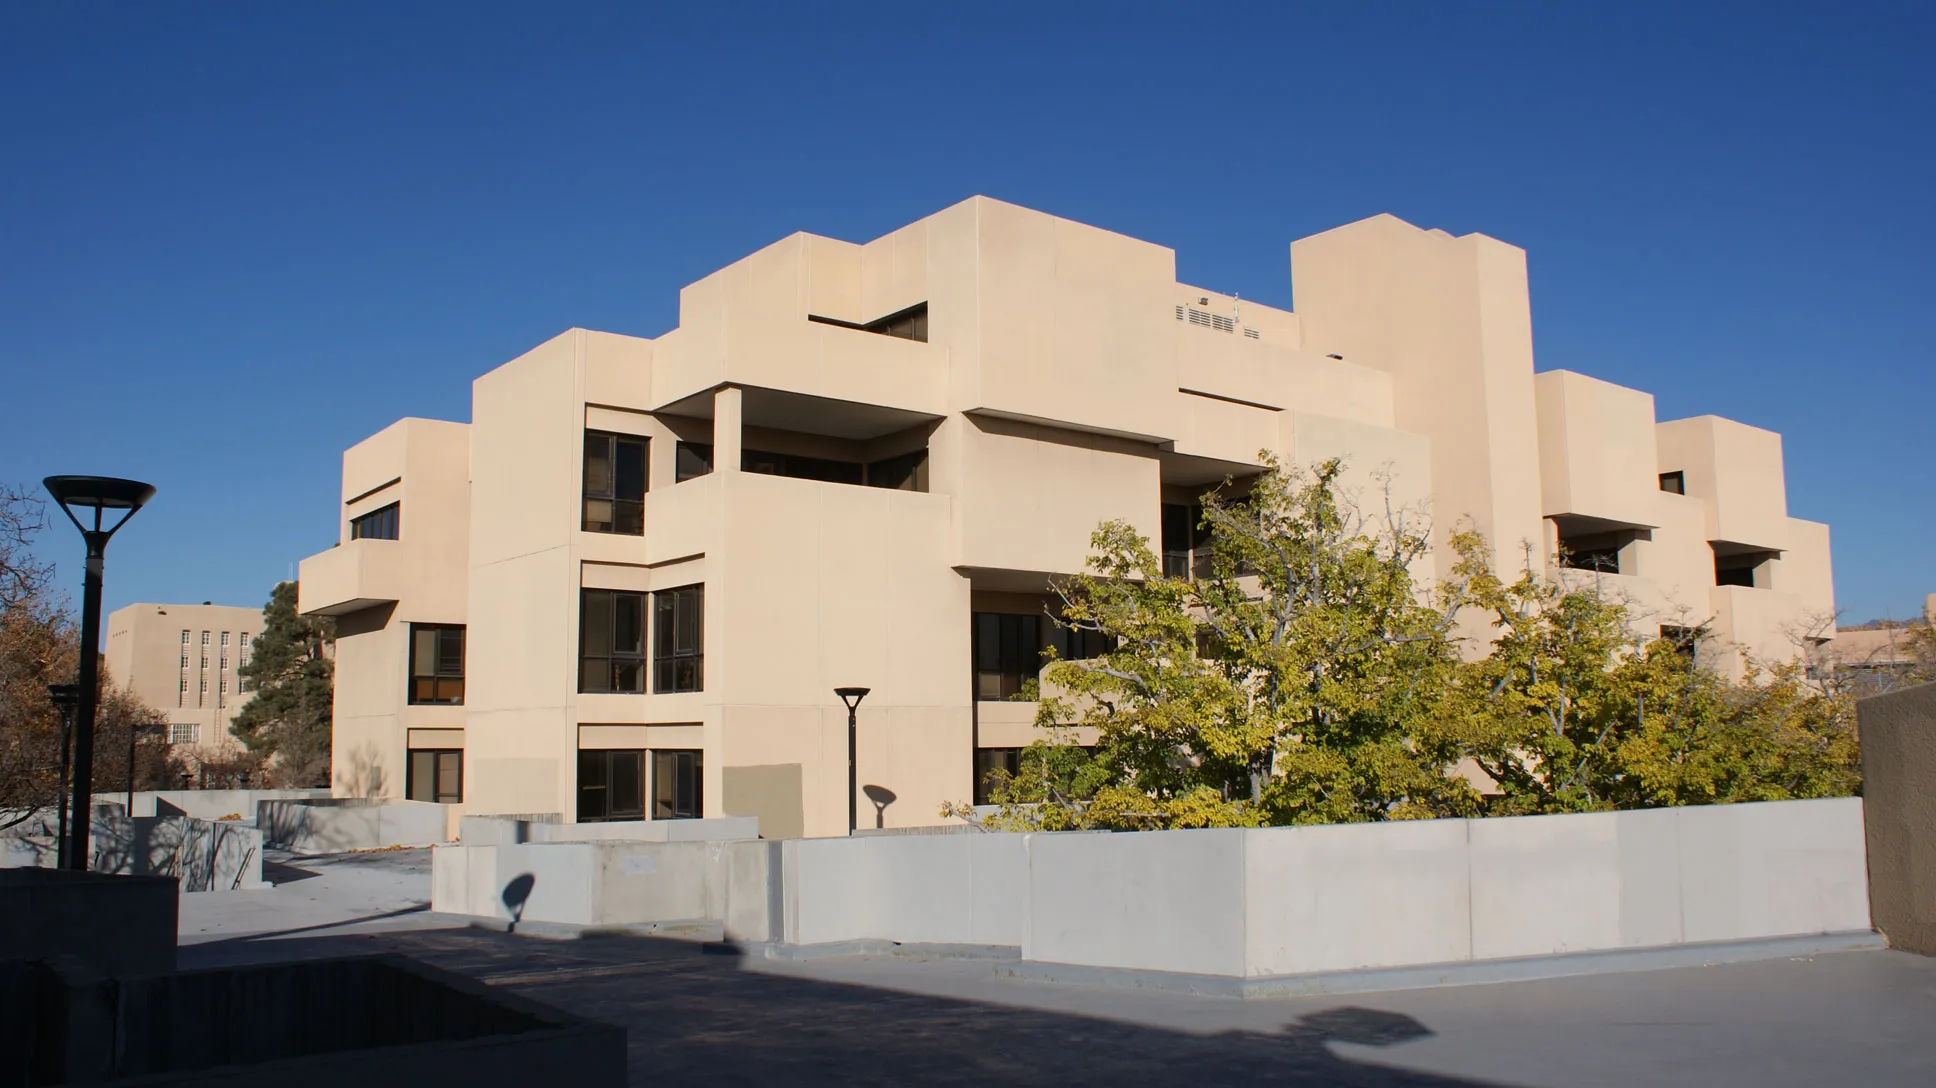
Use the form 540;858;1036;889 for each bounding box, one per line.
1175;305;1237;334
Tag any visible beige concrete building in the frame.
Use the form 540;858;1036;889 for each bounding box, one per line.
298;197;1835;837
105;602;261;767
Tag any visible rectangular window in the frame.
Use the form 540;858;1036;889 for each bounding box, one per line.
1659;471;1685;495
974;748;1023;805
219;678;227;694
220;632;229;647
180;652;189;667
974;612;1040;700
583;430;647;535
579;590;647;693
201;631;210;645
1558;529;1633;575
181;630;190;644
865;448;930;492
168;723;199;745
1049;619;1110;662
578;748;645;821
742;448;864;485
654;585;704;693
1161;502;1213;579
675;441;713;482
409;624;466;705
350;502;400;541
407;749;464;803
179;679;188;694
199;678;208;693
652;749;703;819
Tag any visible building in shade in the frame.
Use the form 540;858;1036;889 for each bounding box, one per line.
105;602;261;769
296;196;1836;837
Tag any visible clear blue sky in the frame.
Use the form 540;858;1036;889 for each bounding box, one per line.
2;2;1929;628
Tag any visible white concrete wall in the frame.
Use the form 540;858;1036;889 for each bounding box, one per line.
782;832;1029;947
1026;798;1869;978
457;814;758;846
258;799;451;853
432;837;777;933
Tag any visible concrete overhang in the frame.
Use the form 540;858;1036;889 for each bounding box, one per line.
659;385;943;441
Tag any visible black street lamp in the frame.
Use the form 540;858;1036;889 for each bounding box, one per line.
43;475;155;872
835;686;871;835
46;683;78;868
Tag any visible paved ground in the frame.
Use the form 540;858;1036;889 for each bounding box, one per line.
177;850;1936;1086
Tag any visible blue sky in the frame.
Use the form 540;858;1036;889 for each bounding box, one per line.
1;2;1929;626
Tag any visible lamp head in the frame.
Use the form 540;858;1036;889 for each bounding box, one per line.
43;476;156;538
834;686;871;711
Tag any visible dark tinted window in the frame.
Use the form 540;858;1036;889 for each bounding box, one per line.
350;502;399;541
578;749;645;821
675;441;713;482
584;431;647;534
408;624;465;705
974;612;1040;700
406;749;462;803
1659;471;1685;495
654;584;704;693
580;589;646;693
653;749;703;819
866;449;929;492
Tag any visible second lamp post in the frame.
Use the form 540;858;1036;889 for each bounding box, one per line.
835;686;870;835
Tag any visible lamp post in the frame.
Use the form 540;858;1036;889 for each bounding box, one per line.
834;686;870;835
46;683;79;868
43;475;156;871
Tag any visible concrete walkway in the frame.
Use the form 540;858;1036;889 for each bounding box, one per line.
174;851;1936;1086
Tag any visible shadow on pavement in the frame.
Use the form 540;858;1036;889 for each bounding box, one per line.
177;928;1501;1086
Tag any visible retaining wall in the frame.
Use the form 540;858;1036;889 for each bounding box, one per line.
0;868;178;976
433;839;778;934
782;833;1030;947
1026;797;1871;978
259;799;450;853
89;814;265;891
1859;682;1936;954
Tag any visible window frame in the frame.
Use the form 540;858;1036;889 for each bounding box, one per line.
406;748;464;803
579;589;647;693
408;623;467;705
653;585;704;694
578;748;646;822
582;430;648;535
974;612;1041;701
652;749;703;819
350;502;400;541
1658;471;1686;495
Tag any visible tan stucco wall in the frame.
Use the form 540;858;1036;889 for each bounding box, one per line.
299;195;1834;835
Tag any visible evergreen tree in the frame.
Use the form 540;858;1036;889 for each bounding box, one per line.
232;581;333;787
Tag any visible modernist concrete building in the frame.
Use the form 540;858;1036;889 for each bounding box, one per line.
105;602;260;764
298;197;1835;837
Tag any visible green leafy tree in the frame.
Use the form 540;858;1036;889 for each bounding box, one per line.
975;455;1483;830
232;582;333;787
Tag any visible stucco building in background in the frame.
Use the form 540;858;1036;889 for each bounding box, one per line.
297;196;1836;837
105;602;261;769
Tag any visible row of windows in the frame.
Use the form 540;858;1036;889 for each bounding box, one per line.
972;611;1110;701
351;502;400;541
578;748;702;821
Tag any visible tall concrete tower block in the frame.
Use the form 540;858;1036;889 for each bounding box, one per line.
1291;215;1546;582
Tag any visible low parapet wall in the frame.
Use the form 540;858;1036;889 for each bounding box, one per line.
259;799;450;854
1026;797;1871;979
431;798;1872;985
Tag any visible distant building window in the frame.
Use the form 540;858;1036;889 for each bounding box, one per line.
219;678;227;694
200;654;208;669
975;748;1023;805
975;612;1040;700
583;430;647;535
180;630;190;644
409;624;466;705
654;585;704;693
179;652;188;667
578;748;645;822
199;678;208;693
675;441;714;482
179;679;188;694
866;449;930;492
579;589;647;693
407;749;463;803
168;723;199;745
201;631;210;645
653;750;703;819
220;632;229;647
350;502;399;541
1659;471;1685;495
